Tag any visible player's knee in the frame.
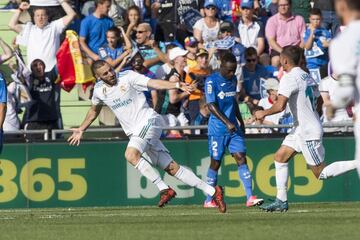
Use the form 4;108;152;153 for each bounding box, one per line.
210;159;221;170
274;151;288;163
124;148;141;165
233;153;246;165
165;161;179;176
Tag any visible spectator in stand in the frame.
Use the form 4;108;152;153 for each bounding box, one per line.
257;78;286;133
303;8;332;80
155;47;190;138
23;59;61;136
267;0;278;16
239;47;271;104
193;0;220;48
320;72;352;132
9;0;76;72
313;0;339;36
193;96;210;135
98;26;132;69
129;51;158;108
152;0;199;43
185;48;212;124
265;0;306;67
28;0;69;22
237;0;268;64
124;5;142;40
136;23;167;75
79;0;114;63
184;36;199;69
155;44;177;80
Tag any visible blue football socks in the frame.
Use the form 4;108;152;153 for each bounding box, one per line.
238;164;253;200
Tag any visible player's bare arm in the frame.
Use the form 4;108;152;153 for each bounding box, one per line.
234;99;245;133
68;104;103;146
254;95;288;120
147;79;194;94
207;102;236;133
168;75;190;104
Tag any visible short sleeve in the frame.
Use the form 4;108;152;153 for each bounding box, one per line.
319;77;330;92
53;18;66;35
330;34;358;76
79;17;90;38
0;74;8;103
193;18;204;31
127;71;150;91
265;16;277;39
278;75;297;98
91;90;102;106
205;77;216;103
16;22;32;46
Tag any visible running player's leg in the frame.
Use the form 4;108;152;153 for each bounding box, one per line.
204;135;226;207
228;133;263;206
300;140;357;179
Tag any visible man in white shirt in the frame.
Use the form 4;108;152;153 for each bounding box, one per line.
328;0;360;178
8;0;76;71
68;60;226;213
254;46;357;212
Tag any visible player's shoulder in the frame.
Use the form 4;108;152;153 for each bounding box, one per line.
117;69;135;78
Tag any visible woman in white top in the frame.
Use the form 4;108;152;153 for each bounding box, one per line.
193;1;220;48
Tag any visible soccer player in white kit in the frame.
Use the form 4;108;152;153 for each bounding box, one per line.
68;60;226;213
254;46;357;212
328;0;360;178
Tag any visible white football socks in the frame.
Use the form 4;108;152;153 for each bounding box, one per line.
275;161;289;202
319;160;357;179
135;158;168;191
174;165;215;196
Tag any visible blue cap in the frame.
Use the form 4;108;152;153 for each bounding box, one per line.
204;0;217;8
241;0;254;9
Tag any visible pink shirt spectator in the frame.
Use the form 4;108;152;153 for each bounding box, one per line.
265;13;306;50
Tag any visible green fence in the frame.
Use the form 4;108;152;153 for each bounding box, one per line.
0;136;359;208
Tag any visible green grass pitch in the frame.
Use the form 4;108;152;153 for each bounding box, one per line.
0;202;359;240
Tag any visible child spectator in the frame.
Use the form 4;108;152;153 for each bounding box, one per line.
304;8;332;80
124;5;142;40
98;26;132;69
184;36;199;69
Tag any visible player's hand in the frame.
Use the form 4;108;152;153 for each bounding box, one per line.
19;2;30;11
179;82;195;94
254;110;265;121
67;128;84;146
226;122;236;134
326;105;336;121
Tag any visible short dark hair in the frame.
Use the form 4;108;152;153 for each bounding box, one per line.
281;45;303;66
107;26;121;38
95;0;111;7
343;0;360;10
91;60;108;77
310;8;322;17
245;47;257;58
221;52;237;64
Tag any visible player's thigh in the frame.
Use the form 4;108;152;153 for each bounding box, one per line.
278;133;299;163
126;137;149;164
228;133;247;164
146;139;174;170
300;140;325;167
208;135;228;162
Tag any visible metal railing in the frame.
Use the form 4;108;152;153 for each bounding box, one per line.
3;122;354;141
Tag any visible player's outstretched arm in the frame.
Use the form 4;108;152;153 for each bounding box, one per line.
254;95;288;120
67;104;102;146
147;79;195;94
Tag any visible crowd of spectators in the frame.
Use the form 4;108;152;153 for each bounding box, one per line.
0;0;353;139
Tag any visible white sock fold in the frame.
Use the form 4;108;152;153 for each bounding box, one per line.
135;158;168;191
275;161;289;202
175;166;215;196
319;160;357;179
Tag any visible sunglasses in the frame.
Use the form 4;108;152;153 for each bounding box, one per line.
220;28;231;33
136;30;146;34
246;58;257;62
206;6;216;10
241;7;251;10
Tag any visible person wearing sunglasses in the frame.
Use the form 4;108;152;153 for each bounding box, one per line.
239;47;272;106
194;0;220;48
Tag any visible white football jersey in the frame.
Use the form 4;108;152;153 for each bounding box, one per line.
92;70;158;136
330;20;360;113
278;67;323;140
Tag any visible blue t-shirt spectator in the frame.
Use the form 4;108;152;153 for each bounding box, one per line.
303;27;332;69
0;73;7;103
98;44;124;60
80;14;114;54
242;64;271;100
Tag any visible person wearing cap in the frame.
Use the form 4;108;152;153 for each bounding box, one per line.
236;0;267;64
265;0;306;67
185;48;211;124
155;47;191;137
193;0;220;48
204;52;264;208
184;36;199;69
257;78;286;133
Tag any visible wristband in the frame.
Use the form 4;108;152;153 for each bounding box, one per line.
175;82;180;89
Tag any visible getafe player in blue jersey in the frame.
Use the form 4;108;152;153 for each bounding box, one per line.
204;52;263;208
